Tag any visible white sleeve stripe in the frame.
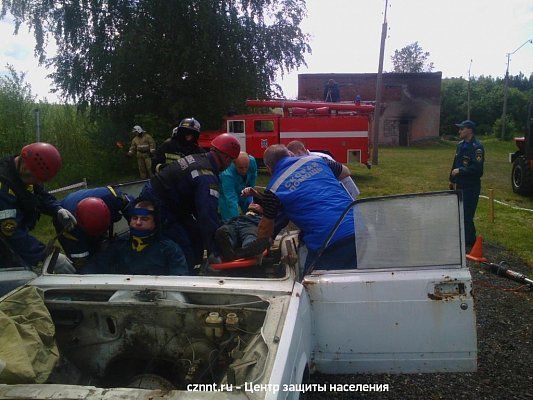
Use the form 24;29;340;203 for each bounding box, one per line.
0;209;16;220
209;189;220;198
191;170;199;179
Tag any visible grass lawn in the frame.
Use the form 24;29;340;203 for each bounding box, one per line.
346;137;532;266
35;136;532;268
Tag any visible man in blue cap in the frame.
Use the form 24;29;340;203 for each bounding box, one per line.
449;120;484;248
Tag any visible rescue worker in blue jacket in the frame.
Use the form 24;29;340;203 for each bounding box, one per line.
449;120;484;247
0;143;77;269
253;144;355;273
54;186;133;268
219;152;258;222
152;118;207;173
139;133;241;270
84;198;188;275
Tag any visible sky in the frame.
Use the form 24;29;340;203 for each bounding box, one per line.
1;0;532;102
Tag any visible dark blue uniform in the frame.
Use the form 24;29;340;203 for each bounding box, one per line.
0;156;60;266
450;138;484;246
140;153;221;269
56;187;131;264
152;138;207;173
82;234;188;275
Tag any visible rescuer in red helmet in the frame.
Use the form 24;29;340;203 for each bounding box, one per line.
52;186;133;269
0;143;76;272
138;133;241;271
152;117;207;173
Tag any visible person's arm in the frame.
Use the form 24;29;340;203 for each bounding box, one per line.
148;134;156;155
248;157;258;188
152;142;167;172
256;190;281;240
34;185;61;216
0;188;46;266
163;239;189;275
458;145;484;178
128;137;136;156
194;174;222;255
219;174;240;221
324;158;350;180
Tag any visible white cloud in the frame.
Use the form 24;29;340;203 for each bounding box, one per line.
0;16;60;103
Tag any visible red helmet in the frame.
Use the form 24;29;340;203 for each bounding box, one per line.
20;143;62;182
76;197;111;236
211;134;241;159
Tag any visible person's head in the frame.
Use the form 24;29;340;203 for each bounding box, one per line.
455;120;476;141
210;133;241;171
246;202;263;215
129;200;157;236
132;125;145;136
172;117;201;145
234;152;251;176
263;144;291;174
76;197;111;236
286;140;309;156
16;142;62;184
328;79;336;87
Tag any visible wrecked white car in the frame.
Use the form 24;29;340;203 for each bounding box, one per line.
0;190;477;399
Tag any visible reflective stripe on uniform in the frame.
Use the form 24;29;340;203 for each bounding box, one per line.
209;189;220;198
107;186;118;197
269;156;320;193
192;169;215;179
70;251;90;258
0;209;16;220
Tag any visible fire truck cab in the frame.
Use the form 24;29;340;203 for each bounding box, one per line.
199;99;374;165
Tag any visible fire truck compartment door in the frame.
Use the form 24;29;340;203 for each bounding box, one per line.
227;120;246;152
303;192;477;374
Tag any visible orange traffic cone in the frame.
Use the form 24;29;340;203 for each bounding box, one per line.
466;236;488;263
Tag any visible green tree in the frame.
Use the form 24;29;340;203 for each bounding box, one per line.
391;42;434;73
1;0;310;128
0;65;35;151
440;74;532;138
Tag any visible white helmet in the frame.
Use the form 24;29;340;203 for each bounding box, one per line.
132;125;145;134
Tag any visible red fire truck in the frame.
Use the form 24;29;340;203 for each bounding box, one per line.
199;99;374;165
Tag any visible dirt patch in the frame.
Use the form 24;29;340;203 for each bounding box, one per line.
308;242;532;399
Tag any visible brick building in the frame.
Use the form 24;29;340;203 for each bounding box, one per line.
298;72;442;146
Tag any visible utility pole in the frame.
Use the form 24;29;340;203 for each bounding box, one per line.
467;59;472;120
371;0;388;166
34;108;41;142
501;39;532;139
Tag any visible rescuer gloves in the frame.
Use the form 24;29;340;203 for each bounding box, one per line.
56;208;77;232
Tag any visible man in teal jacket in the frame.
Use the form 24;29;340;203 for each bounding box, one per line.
219;152;258;221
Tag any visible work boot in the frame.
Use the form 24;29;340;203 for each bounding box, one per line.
215;227;236;261
235;237;271;259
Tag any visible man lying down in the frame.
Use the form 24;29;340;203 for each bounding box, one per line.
214;196;288;262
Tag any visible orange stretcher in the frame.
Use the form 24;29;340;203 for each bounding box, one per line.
210;250;268;270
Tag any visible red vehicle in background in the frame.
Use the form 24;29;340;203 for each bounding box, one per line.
199;99;374;166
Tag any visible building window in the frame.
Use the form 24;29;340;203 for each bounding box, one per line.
228;120;245;134
384;119;400;137
254;120;274;132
